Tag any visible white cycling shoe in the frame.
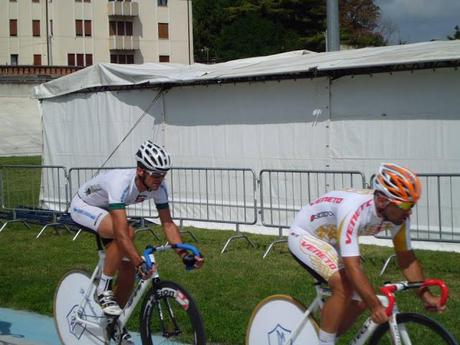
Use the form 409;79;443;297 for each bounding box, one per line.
96;290;123;316
120;328;135;345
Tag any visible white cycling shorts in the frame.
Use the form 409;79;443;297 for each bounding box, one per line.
288;228;343;282
70;195;108;232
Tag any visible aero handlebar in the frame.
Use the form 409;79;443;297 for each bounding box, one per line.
380;279;449;316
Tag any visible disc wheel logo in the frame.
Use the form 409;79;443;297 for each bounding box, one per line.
66;305;85;339
267;323;292;345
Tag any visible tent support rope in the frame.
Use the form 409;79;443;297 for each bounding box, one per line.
99;87;168;170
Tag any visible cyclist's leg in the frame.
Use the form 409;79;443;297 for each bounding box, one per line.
113;227;136;307
288;230;354;344
96;215;137;307
70;196;123;315
324;270;366;336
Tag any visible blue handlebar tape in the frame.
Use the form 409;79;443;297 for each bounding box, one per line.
174;243;201;256
143;248;154;269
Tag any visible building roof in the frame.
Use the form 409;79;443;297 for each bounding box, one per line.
33;40;460;99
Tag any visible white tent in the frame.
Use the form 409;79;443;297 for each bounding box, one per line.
33;42;460;247
34;40;460;176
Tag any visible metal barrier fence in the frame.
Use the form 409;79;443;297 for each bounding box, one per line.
259;169;366;257
2;165;460;251
259;169;366;228
168;167;258;252
375;173;460;243
0;165;68;212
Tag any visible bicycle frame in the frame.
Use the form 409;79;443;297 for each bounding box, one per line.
283;280;448;345
72;242;201;334
73;248;156;330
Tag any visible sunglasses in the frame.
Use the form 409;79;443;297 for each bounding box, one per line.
392;200;415;211
144;170;167;178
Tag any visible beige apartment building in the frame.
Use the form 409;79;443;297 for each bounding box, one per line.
0;0;193;66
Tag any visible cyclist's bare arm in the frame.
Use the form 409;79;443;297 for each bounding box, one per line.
396;250;445;312
158;208;204;268
158;208;182;245
110;208;143;266
343;256;388;324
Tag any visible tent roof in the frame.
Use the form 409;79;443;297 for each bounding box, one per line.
33;40;460;99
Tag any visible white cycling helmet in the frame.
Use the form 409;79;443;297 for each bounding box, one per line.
135;140;171;172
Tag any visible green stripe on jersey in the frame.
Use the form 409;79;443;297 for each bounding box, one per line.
109;203;126;210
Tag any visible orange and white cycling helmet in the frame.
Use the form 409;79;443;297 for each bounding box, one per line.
374;163;421;206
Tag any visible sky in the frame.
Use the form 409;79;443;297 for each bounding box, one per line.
374;0;460;44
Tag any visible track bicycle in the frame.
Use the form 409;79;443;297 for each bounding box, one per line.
246;278;458;345
54;232;206;345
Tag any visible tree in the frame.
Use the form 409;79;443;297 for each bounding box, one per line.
339;0;385;47
192;0;386;63
447;25;460;40
193;0;326;62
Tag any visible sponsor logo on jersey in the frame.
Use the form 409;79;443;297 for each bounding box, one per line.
135;194;147;203
345;200;373;244
310;211;335;222
310;196;343;206
300;239;338;270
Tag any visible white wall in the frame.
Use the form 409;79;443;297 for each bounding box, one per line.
0;82;42;156
330;68;460;176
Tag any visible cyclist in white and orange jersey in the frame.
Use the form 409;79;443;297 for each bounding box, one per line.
288;163;445;345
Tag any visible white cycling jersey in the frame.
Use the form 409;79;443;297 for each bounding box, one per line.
77;169;169;210
290;189;412;257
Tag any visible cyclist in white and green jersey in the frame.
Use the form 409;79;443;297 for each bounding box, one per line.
70;140;204;345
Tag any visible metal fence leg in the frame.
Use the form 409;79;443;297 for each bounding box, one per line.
221;224;256;254
178;219;199;243
263;227;288;258
135;227;161;241
72;229;82;241
379;254;396;276
36;224;53;239
0;219;31;233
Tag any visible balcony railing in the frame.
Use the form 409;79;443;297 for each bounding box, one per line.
107;1;139;17
109;35;140;50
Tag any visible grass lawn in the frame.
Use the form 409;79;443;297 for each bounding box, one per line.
0;224;459;345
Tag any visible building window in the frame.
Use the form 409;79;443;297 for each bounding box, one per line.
68;53;92;66
158;23;169;39
117;21;125;35
68;54;75;66
32;20;40;37
126;21;133;36
10;54;19;65
32;0;39;3
158;0;167;6
109;21;133;36
50;20;53;36
76;54;84;66
76;20;83;36
33;54;42;65
110;54;135;64
84;20;92;37
159;55;170;63
10;19;17;37
109;21;116;36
